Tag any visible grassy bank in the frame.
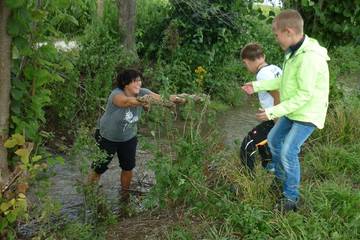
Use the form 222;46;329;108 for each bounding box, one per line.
139;48;360;238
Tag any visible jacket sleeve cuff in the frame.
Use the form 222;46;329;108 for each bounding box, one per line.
265;108;276;120
252;81;261;92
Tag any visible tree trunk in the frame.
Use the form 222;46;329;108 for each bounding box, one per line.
0;0;11;184
97;0;104;19
311;0;324;36
118;0;137;54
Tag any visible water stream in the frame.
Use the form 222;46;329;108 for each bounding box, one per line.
17;97;260;238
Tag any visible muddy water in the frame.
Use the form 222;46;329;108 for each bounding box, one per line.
18;97;259;238
218;97;259;147
48;148;155;217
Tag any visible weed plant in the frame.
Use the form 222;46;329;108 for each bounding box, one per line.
33;126;117;239
145;81;360;239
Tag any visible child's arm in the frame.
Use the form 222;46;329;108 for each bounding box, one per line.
269;90;280;105
253;77;281;92
264;53;322;120
242;77;281;95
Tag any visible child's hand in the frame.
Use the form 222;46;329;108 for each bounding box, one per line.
256;108;269;121
241;82;254;95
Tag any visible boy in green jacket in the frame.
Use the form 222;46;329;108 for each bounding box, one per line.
242;9;330;212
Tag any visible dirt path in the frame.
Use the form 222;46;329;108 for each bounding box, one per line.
106;211;179;240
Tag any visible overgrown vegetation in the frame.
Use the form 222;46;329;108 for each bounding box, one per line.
1;0;360;239
144;89;360;239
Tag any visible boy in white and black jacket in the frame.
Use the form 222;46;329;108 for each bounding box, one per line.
240;43;282;172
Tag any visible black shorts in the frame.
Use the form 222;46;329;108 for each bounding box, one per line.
91;129;137;174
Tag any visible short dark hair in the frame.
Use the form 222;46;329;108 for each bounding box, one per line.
241;43;264;61
116;69;142;90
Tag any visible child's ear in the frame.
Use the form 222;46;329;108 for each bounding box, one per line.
284;28;290;36
286;27;295;36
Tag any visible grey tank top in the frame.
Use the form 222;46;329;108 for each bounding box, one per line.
98;88;151;142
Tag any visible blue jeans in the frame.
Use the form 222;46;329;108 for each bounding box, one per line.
267;117;315;202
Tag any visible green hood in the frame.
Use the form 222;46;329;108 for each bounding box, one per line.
292;36;330;61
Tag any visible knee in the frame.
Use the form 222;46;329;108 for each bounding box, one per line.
120;162;135;171
268;132;281;150
280;145;300;168
91;163;108;174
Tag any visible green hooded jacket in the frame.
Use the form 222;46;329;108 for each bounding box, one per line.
253;36;330;129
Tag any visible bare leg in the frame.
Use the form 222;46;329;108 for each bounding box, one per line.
87;170;101;184
120;170;132;202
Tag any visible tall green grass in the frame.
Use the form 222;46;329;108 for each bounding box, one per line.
145;79;360;239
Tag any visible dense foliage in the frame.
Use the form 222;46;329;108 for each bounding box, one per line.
284;0;360;46
2;0;360;239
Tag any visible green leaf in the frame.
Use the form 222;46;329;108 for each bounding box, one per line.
12;45;20;59
6;212;17;223
258;14;266;20
65;14;79;26
14;37;32;56
333;23;342;33
4;134;25;148
52;74;65;83
0;217;9;232
301;0;308;6
31;155;42;162
10;101;21;115
34;69;51;88
11;88;23;101
31;9;47;21
24;66;34;80
39;44;57;61
343;10;351;18
8;10;30;37
5;0;26;9
52;0;71;9
0;202;12;212
7;19;21;36
12;77;27;90
54;156;65;165
15;148;31;164
63;60;74;71
266;17;274;24
18;193;26;199
15;8;31;28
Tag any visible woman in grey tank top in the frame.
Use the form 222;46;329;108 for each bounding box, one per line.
87;69;184;202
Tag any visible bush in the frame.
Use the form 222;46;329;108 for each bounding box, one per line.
328;45;360;101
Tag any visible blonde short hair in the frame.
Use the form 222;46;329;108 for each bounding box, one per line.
272;9;304;35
